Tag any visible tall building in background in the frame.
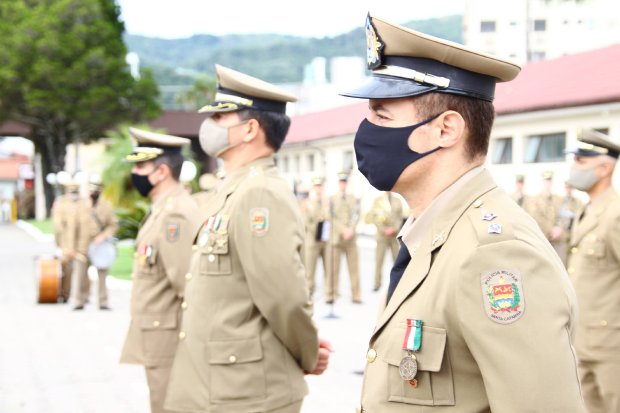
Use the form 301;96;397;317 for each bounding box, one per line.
464;0;620;63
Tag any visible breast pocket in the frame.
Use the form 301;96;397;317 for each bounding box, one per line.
207;337;266;402
384;325;455;406
200;233;232;275
580;239;606;265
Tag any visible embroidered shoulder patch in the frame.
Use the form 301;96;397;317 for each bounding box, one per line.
166;223;180;242
480;269;525;324
250;208;269;236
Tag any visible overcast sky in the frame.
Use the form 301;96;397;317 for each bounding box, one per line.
115;0;466;38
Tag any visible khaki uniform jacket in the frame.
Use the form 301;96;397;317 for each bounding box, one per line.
558;195;584;245
360;169;584;412
51;194;87;253
75;198;118;256
366;193;403;240
165;156;319;413
192;188;217;210
567;187;620;361
329;193;360;246
304;195;330;243
528;192;563;241
120;184;201;368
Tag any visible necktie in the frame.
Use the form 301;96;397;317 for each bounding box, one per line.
386;240;411;304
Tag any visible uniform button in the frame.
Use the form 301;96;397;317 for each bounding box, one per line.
366;348;377;363
229;355;237;363
192;245;198;251
571;247;578;254
208;254;215;262
600;320;608;327
185;272;192;280
473;199;483;208
568;267;575;274
152;320;160;327
179;331;186;340
207;246;214;253
587;249;595;255
181;301;188;310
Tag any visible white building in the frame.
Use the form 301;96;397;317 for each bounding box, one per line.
463;0;620;63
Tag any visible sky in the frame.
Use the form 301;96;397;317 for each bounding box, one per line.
115;0;466;39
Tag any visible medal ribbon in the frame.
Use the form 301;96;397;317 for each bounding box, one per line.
402;319;423;352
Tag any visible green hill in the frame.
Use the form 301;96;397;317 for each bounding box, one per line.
124;14;463;86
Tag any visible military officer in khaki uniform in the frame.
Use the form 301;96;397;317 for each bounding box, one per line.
72;181;118;310
556;182;584;265
365;192;403;291
510;173;529;209
119;128;202;413
191;172;219;210
325;171;361;303
164;65;330;413
341;15;585;412
528;171;565;257
303;176;331;298
51;179;87;302
566;130;620;413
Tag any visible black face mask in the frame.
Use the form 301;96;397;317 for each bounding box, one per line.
131;172;155;197
353;114;441;191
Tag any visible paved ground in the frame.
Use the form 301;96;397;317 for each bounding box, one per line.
0;223;394;413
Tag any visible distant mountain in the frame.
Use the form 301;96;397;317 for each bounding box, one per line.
124;15;463;86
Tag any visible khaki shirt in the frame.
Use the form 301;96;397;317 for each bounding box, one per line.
303;195;330;243
75;197;118;256
329;192;360;245
365;193;404;240
567;187;620;361
120;184;201;368
165;156;319;413
360;168;584;412
191;188;217;210
51;194;87;252
528;192;564;240
558;195;584;244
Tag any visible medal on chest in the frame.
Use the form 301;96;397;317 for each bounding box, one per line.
399;319;423;387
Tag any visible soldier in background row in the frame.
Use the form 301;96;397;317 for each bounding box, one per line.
326;171;361;304
365;191;404;291
528;171;564;258
511;173;529;208
302;176;331;298
555;181;583;265
72;181;118;310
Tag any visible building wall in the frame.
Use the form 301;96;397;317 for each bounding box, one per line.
464;0;620;63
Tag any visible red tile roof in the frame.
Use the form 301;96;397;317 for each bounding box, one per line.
147;110;205;137
285;44;620;144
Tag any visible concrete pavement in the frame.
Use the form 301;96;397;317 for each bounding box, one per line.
0;224;394;413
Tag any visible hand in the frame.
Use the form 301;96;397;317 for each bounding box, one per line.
550;226;563;241
94;233;107;244
341;228;354;241
383;227;396;237
305;338;334;375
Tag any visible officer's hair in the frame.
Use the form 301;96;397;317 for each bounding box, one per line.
413;93;495;161
237;109;291;152
153;153;184;181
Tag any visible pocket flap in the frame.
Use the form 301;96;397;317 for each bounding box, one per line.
383;325;447;372
207;337;263;365
139;314;178;330
586;315;620;328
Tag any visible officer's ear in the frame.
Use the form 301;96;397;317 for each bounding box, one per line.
242;118;260;143
435;110;465;149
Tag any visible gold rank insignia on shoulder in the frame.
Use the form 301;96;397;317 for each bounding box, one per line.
482;211;497;221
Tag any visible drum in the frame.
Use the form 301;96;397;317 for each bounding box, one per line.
36;256;60;304
88;238;117;270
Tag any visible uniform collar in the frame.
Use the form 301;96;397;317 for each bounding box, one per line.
220;156;275;189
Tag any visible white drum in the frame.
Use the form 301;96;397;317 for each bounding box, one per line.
88;238;118;269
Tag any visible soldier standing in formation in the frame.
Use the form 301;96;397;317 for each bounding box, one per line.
365;191;403;291
556;181;584;265
566;130;620;413
303;176;331;299
528;170;565;258
325;171;361;304
164;65;330;413
191;172;219;209
72;181;118;310
341;14;584;411
510;173;529;209
51;179;87;303
119;128;202;413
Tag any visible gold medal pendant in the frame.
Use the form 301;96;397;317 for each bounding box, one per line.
398;353;418;381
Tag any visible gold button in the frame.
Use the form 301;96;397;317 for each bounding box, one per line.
587;249;595;255
600;320;608;327
229;355;237;363
179;331;186;340
366;348;377;363
571;247;578;254
185;272;192;280
207;246;214;253
208;254;215;262
181;301;188;310
568;267;575;274
153;320;160;327
473;199;483;208
192;245;198;251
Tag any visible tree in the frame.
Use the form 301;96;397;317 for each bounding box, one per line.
175;76;217;111
0;0;160;214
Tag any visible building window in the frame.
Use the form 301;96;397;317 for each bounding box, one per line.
491;137;513;164
281;155;289;173
307;153;315;172
530;51;546;61
343;150;353;171
524;132;566;163
480;21;496;33
534;19;546;31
